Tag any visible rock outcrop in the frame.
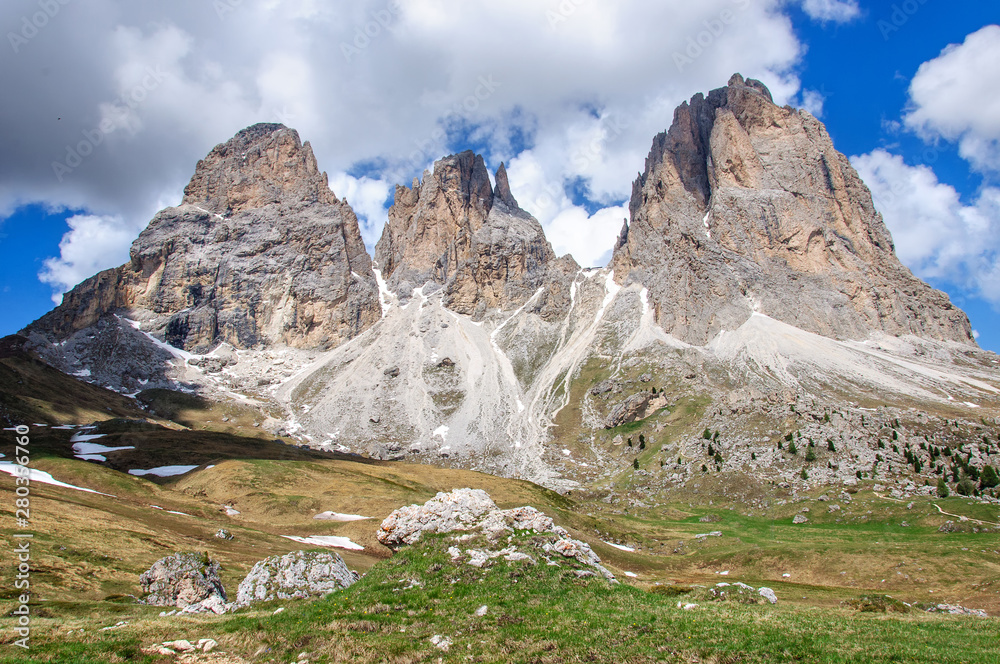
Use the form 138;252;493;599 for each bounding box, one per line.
377;488;616;581
26;123;381;354
139;553;231;614
236;550;359;606
611;74;975;346
374;152;577;320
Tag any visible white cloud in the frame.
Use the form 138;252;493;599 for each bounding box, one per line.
851;149;1000;304
798;89;825;117
973;329;981;339
506;150;627;267
328;173;391;248
800;0;860;23
39;215;142;303
1;0;806;287
904;25;1000;174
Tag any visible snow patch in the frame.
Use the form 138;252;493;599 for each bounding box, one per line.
433;425;449;442
0;461;114;496
281;535;364;551
602;541;635;552
72;442;135;455
69;432;106;443
128;465;200;478
314;512;374;522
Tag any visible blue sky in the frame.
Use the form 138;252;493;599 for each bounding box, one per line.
1;0;998;351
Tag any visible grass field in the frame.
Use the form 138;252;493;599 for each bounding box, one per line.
4;531;998;663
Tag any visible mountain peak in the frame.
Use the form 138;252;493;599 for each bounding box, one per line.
182;122;338;215
612;75;974;346
493;162;521;212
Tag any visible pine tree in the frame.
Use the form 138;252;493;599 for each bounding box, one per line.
703;428;712;440
800;468;809;480
937;477;949;498
827;439;836;452
980;465;999;489
805;448;816;463
632;458;639;470
788;440;798;455
639;439;646;450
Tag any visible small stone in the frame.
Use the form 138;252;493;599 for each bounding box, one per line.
475;605;488;616
758;587;778;604
793;515;809;524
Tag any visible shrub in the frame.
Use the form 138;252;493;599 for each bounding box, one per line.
979;465;998;489
788;441;798;455
648;585;693;597
827;439;836;452
805;449;816;463
843;595;910;614
800;468;809;480
703;428;712;440
956;478;976;496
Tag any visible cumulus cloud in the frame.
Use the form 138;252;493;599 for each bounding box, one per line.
800;0;860;23
2;0;809;297
851;149;1000;304
904;25;1000;174
328;173;391;247
38;214;142;302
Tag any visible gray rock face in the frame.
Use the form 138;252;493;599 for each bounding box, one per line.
26;123;381;354
236;550;359;606
376;488;500;548
611;73;975;346
374;152;577;320
604;392;652;429
139;553;228;610
377;488;616;581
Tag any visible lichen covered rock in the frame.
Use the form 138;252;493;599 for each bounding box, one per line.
236;550;359;607
139;552;228;611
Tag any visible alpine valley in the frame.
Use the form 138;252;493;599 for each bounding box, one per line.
2;75;999;664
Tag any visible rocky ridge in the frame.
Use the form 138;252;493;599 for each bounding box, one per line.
18;78;1000;494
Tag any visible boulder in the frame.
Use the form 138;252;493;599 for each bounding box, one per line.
604;392;652;429
377;488;498;548
378;488;616;582
139;553;229;611
236;550;359;607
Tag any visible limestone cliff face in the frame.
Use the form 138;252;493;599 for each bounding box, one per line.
28;123;381;352
611;74;975;346
373;151;577;320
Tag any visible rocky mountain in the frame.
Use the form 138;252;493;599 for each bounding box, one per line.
17;78;1000;496
373;151;577;320
610;74;974;346
24;124;381;388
